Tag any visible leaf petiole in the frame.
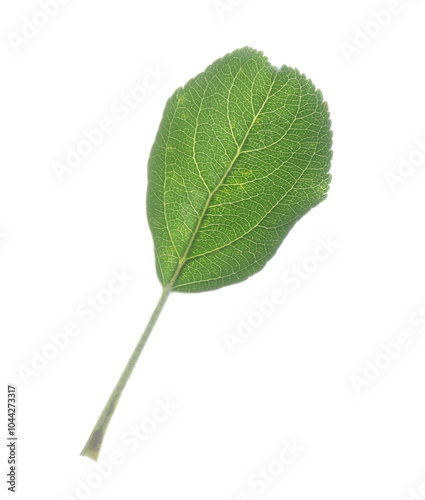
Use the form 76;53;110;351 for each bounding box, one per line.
80;283;172;462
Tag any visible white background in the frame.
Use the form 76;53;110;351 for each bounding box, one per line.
2;1;425;499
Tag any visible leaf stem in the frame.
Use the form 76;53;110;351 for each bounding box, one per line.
80;284;172;461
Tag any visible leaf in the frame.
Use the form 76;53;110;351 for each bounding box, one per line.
81;48;333;462
147;47;332;293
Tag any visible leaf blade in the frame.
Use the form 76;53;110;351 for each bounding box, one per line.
147;47;332;293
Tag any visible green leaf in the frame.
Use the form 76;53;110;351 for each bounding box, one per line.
147;47;333;293
80;48;333;461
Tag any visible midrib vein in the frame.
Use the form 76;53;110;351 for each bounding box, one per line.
168;71;278;288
